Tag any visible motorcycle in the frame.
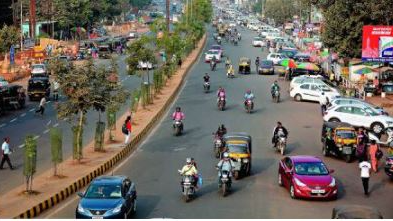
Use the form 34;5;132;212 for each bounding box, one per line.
218;170;232;197
210;60;217;71
272;90;280;103
178;174;196;202
368;128;393;147
234;39;238;46
276;134;287;155
217;37;222;45
204;82;210;93
173;120;183;136
385;156;393;180
245;99;253;113
227;70;235;78
213;135;224;158
218;97;226;111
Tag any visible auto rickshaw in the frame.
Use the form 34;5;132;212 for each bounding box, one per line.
321;122;357;163
238;57;251;75
223;133;252;179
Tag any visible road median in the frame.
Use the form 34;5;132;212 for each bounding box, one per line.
0;34;207;219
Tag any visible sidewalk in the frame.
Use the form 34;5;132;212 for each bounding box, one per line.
0;34;206;218
366;95;393;115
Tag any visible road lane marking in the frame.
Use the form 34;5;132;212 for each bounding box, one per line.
29;108;35;112
10;118;17;123
46;120;52;126
53;123;59;127
18;144;25;148
173;147;186;152
20;113;26;117
43;129;50;134
0;123;6;128
33;135;40;140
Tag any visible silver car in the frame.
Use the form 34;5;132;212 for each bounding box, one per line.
328;97;388;116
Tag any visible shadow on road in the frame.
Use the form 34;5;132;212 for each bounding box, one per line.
134;194;161;218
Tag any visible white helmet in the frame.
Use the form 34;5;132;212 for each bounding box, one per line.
186;158;192;163
223;152;229;158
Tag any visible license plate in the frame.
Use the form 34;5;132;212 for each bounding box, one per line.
311;189;325;194
343;146;352;154
92;216;103;219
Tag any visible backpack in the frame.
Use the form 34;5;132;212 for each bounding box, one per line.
356;144;365;158
122;123;128;135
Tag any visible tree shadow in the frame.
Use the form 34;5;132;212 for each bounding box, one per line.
133;194;161;219
286;141;300;155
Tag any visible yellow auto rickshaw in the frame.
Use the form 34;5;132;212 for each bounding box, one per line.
223;133;252;179
238;57;251;75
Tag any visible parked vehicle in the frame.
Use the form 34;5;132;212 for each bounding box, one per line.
0;85;26;115
0;76;9;87
289;75;325;91
321;122;357;162
323;104;393;134
267;53;288;65
368;127;393;147
31;64;48;76
252;36;263;47
293;53;311;62
385;156;393;180
27;76;50;101
75;176;137;219
290;83;340;103
277;49;298;59
328;97;388;116
278;156;337;200
98;45;112;59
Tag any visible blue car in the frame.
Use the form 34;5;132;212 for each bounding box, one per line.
76;176;137;219
258;60;274;75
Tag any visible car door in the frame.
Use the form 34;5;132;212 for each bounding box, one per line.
282;157;293;188
308;84;322;102
298;83;311;100
351;107;371;127
334;106;357;125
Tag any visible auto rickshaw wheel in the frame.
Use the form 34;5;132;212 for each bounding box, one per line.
322;142;329;156
234;171;240;180
344;154;352;163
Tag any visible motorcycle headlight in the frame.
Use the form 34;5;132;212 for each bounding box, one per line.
294;177;307;187
184;177;190;183
328;178;336;187
111;204;123;214
243;158;249;163
237;158;241;162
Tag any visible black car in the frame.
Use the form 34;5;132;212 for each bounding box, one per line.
27;77;50;101
0;85;26;115
258;60;274;75
76;176;137;219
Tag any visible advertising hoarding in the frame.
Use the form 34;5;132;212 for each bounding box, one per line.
362;26;393;62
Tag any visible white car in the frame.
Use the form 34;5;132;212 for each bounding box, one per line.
290;75;325;91
252;37;263;47
323;104;393;134
290;82;340;103
328;97;388;116
266;32;281;40
204;50;221;62
229;22;236;28
266;53;288;65
128;32;137;39
31;64;47;76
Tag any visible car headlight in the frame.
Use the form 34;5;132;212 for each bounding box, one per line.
243;158;249;163
111;204;123;214
294;177;307;187
329;178;336;187
77;204;87;214
237;158;241;162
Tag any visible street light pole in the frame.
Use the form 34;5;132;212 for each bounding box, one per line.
20;0;23;50
166;0;170;32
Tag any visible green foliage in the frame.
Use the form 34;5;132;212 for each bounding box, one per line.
129;0;152;9
0;25;20;54
130;89;141;112
50;128;63;176
126;37;157;77
24;135;37;192
264;0;299;25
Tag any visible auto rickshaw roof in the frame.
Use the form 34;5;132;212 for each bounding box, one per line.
239;57;251;63
323;122;354;130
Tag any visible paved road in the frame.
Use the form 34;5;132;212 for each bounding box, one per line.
0;55;155;194
41;27;393;218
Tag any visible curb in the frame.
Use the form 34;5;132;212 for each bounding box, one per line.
15;34;207;219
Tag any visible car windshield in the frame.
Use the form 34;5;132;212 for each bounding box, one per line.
254;37;261;40
32;65;45;70
336;130;356;139
209;50;219;55
227;143;248;153
84;184;122;199
261;60;272;66
294;162;329;176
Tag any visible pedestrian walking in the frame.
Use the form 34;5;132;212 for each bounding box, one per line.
359;156;371;196
369;140;379;172
122;116;132;146
53;80;60;101
35;96;46;116
0;137;13;170
319;92;328;115
356;129;368;162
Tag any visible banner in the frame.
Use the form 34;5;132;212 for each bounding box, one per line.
362;26;393;62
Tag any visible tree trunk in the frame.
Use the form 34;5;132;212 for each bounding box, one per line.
30;176;33;193
77;110;84;162
25;176;30;192
54;163;57;176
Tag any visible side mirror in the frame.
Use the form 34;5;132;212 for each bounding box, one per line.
77;192;84;198
329;169;335;174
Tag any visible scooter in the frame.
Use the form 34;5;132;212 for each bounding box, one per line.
218;170;232;197
245;99;253;113
210;60;217;71
272;90;280;103
203;82;210;93
227;70;235;78
178;173;196;202
276;134;287;155
173;120;183;136
217;97;226;111
368;128;393;147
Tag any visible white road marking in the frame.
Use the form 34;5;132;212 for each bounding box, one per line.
33;135;40;140
29;108;35;112
0;123;6;128
43;129;50;134
10;118;17;123
173;147;186;152
20;113;26;117
46;120;52;126
53;123;59;127
18;144;25;148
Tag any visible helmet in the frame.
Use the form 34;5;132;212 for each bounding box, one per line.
186;158;192;164
176;107;181;111
247;89;251;93
223;152;229;158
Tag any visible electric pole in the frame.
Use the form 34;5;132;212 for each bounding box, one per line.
29;0;36;39
166;0;170;32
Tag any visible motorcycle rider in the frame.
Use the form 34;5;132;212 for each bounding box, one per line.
255;56;260;72
271;80;280;99
215;124;227;138
210;55;217;70
225;57;231;69
172;107;185;130
227;64;234;77
179;158;198;189
272;122;289;148
217;87;226;105
203;73;210;83
216;152;235;187
244;89;255;109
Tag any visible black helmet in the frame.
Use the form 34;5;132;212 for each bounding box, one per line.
176;107;181;111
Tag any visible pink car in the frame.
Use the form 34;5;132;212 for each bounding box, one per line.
278;155;338;200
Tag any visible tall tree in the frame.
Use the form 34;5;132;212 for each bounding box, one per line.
0;24;19;54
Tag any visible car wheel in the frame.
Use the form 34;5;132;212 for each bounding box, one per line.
290;184;296;199
328;118;340;123
294;94;302;102
371;122;384;134
278;173;283;186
